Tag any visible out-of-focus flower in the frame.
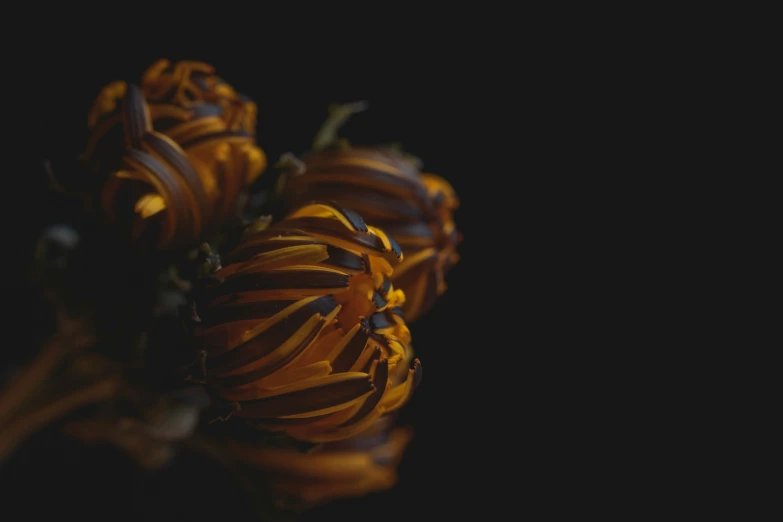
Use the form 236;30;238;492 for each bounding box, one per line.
85;85;215;248
228;415;413;509
195;203;421;442
84;59;266;242
281;146;460;322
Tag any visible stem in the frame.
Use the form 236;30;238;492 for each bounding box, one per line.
183;433;233;467
0;376;121;463
0;315;94;425
63;416;172;470
0;341;66;425
168;264;193;292
44;160;65;192
311;101;368;152
0;345;65;425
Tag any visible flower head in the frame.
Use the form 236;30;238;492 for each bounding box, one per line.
195;203;421;442
85;85;216;248
84;59;266;239
281;146;460;322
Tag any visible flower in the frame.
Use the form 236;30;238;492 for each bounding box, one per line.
85;84;217;248
281;146;460;322
84;59;266;239
194;202;421;442
227;415;413;509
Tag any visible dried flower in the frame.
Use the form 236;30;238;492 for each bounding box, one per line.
84;85;215;247
195;203;421;442
281;145;460;322
84;60;266;245
228;416;413;509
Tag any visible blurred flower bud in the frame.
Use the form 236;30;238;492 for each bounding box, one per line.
83;60;266;247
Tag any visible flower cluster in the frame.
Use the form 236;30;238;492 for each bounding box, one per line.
3;59;461;514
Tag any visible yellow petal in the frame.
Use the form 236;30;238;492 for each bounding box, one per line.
212;311;327;378
286;203;366;233
223;361;333;398
379;360;421;412
231;443;378;478
220;245;329;279
390;247;437;280
233;372;375;419
196;296;325;354
252;360;333;390
367;226;403;262
134;194;166;219
289;406;385;443
326;323;365;365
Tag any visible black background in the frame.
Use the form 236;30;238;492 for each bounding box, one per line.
2;19;534;522
1;11;730;521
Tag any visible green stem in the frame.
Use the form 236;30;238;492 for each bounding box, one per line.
311;101;368;152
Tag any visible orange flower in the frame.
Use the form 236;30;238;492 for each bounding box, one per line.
228;416;413;509
84;85;213;248
84;60;266;246
195;203;421;442
281;146;460;322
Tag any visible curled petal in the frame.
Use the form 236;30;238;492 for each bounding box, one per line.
380;359;422;412
286;202;368;233
198;295;338;357
339;358;389;427
235;372;375;418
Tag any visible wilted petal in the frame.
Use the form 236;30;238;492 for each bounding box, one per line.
286;203;368;233
235;372;375;418
328;324;370;373
141;132;210;225
218;245;331;279
284;405;386;443
121;84;151;148
339;358;389;427
209;312;328;380
201;295;339;360
242;360;333;391
380;359;422;412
